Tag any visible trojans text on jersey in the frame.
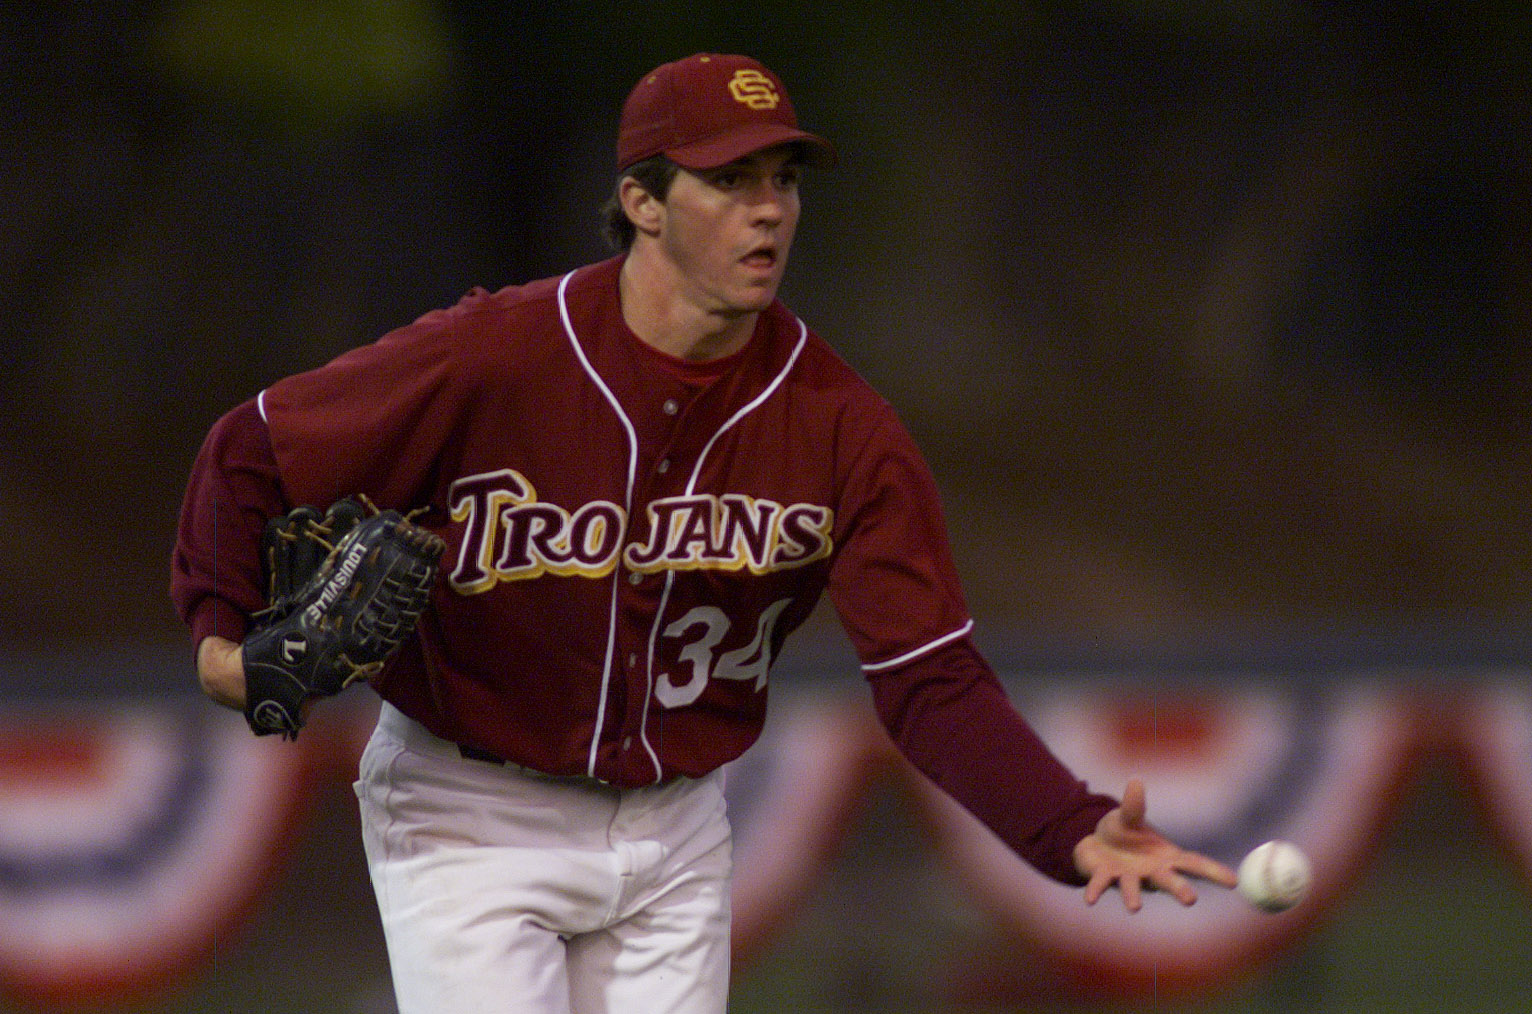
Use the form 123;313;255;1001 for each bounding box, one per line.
446;469;834;594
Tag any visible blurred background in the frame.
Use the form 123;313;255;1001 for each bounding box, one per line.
5;1;1532;1011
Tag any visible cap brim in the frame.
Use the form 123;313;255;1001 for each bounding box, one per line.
665;123;837;170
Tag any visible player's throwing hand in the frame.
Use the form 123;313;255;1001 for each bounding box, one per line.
1072;778;1238;911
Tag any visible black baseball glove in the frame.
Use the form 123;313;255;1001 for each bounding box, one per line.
242;498;445;739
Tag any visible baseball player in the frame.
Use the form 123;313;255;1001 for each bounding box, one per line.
171;53;1237;1014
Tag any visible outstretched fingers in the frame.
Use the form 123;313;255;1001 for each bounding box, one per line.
1148;866;1197;906
1117;776;1148;828
1084;868;1142;912
1083;869;1109;907
1076;778;1241;911
1086;867;1187;911
1175;848;1239;889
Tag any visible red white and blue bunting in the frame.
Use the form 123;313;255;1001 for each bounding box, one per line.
2;674;1530;1006
0;700;319;1007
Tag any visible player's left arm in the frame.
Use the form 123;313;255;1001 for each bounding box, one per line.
866;639;1113;884
866;638;1236;909
828;404;1235;907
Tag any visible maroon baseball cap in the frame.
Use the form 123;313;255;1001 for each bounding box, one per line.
617;53;836;171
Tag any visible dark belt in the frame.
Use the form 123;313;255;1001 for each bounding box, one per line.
458;744;507;765
454;743;618;789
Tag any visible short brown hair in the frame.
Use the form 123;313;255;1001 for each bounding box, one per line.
601;156;682;251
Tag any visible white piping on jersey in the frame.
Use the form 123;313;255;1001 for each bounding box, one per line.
555;268;642;780
557;259;810;782
256;388;270;424
860;619;975;673
635;317;811;780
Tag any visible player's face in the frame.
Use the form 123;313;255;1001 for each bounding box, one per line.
659;146;802;317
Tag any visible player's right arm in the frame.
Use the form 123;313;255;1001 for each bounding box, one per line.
196;636;245;709
170;397;288;708
174;299;469;710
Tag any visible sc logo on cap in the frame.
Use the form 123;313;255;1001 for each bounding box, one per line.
729;70;780;110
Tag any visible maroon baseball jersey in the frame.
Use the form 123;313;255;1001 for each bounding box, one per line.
172;254;1114;882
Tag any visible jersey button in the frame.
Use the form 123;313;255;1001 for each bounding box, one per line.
628;571;643;585
656;458;671;474
628;653;638;667
621;736;633;750
662;398;680;416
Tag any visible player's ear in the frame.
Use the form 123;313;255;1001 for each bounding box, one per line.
619;175;664;239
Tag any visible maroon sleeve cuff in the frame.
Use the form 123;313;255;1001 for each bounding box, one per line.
189;596;252;652
1019;788;1118;886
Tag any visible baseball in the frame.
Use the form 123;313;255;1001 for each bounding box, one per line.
1237;840;1311;913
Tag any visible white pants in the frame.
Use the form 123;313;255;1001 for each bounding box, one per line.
354;703;733;1014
